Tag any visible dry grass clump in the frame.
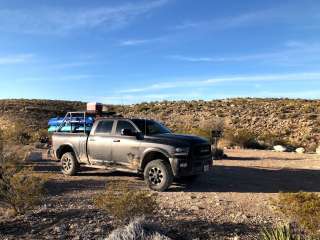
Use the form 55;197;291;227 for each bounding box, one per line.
273;192;320;238
93;181;158;224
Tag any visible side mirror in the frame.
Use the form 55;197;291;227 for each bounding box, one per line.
121;128;136;136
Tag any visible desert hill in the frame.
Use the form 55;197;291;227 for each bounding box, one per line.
0;98;319;150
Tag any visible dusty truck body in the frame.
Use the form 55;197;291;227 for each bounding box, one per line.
52;112;212;191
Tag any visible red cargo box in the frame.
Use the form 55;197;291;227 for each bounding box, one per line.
87;102;103;113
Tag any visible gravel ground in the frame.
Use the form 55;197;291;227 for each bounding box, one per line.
1;149;320;240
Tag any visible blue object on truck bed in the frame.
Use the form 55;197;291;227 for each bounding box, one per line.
48;116;94;133
48;125;92;133
48;116;94;126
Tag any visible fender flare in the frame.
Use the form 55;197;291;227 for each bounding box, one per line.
56;144;79;161
140;147;172;170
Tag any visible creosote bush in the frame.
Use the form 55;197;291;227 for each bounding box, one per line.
4;122;32;145
0;166;46;215
0;129;46;215
93;181;158;224
224;128;261;149
273;192;320;237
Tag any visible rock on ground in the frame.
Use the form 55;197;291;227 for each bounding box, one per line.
273;145;287;152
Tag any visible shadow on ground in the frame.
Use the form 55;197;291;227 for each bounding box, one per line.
163;218;261;240
171;165;320;193
30;153;320;194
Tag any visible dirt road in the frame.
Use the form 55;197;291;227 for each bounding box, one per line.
1;149;319;240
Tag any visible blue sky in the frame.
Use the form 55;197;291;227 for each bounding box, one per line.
0;0;320;104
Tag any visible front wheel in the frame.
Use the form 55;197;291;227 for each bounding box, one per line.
144;159;173;192
61;152;79;176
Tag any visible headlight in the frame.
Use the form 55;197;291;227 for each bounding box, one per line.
174;147;189;155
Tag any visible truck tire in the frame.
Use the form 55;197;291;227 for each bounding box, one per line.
144;159;173;192
61;152;79;176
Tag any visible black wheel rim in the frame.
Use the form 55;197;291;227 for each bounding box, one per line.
62;156;72;171
148;167;163;185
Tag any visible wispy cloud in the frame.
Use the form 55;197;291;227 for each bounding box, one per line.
173;3;319;31
168;41;320;65
173;9;274;31
50;61;94;69
0;0;169;35
119;37;164;46
15;74;103;82
119;72;320;93
0;54;34;65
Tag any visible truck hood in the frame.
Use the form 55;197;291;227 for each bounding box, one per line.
145;133;209;146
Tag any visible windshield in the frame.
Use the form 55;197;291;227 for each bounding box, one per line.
131;119;171;135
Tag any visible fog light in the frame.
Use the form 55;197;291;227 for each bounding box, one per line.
180;163;188;168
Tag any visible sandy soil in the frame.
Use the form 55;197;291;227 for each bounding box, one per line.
0;149;320;240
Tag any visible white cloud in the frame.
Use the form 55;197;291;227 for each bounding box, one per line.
0;0;169;35
119;72;320;93
0;54;34;65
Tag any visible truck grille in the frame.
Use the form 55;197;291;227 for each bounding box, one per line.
192;144;211;157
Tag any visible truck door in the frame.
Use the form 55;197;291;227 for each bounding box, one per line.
87;120;114;165
111;120;140;168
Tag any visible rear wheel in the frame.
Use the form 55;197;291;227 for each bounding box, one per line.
144;159;173;192
61;152;79;176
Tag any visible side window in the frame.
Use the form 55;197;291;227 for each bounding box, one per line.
116;120;136;135
95;120;114;134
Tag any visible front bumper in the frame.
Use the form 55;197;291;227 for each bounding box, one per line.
170;154;213;177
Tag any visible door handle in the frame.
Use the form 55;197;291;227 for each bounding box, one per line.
89;139;96;142
113;139;120;142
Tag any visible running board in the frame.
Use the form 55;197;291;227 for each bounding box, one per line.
81;164;138;174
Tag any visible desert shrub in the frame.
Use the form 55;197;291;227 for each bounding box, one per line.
273;192;320;237
177;117;224;140
261;225;303;240
212;148;225;159
259;132;289;148
5;122;32;145
31;128;49;143
93;181;158;224
0;133;46;215
0;162;46;215
224;128;262;149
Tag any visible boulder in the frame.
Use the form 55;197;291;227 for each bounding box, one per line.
274;145;287;152
295;147;305;154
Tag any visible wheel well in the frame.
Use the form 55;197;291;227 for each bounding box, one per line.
56;145;75;160
141;151;169;170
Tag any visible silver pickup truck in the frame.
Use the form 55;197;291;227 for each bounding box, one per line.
52;112;212;191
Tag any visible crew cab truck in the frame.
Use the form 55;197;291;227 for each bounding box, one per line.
52;112;212;191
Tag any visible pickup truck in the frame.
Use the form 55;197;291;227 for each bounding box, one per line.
52;112;213;191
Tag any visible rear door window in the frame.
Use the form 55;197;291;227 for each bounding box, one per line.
95;120;114;134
